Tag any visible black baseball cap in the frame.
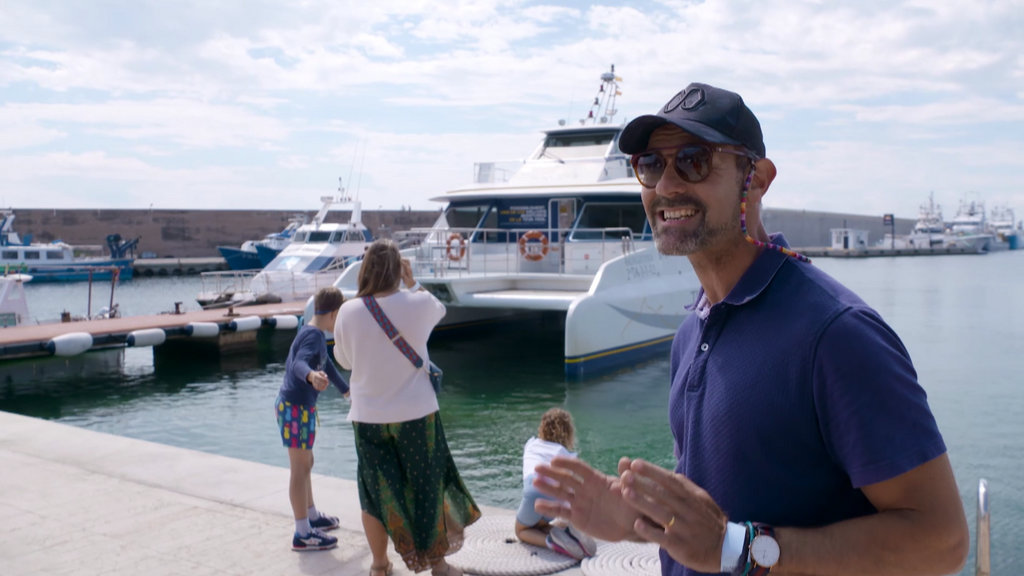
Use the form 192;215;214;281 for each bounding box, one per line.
618;83;765;159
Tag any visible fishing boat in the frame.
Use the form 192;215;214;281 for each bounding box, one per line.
318;66;701;378
0;211;138;282
197;196;371;309
987;206;1022;250
950;196;995;252
216;214;307;271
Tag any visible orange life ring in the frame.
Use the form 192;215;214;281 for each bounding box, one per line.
518;230;549;262
445;233;466;261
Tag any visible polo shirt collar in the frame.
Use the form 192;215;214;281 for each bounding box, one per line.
685;233;791;311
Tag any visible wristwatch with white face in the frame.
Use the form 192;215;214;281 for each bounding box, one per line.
749;525;780;575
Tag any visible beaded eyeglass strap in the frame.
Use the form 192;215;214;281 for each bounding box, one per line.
740;165;811;263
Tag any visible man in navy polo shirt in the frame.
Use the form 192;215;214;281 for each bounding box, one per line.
532;83;968;576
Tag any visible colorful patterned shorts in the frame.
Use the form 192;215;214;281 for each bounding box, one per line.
275;396;317;450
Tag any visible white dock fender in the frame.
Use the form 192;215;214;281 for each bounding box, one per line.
228;316;262;332
45;333;93;357
268;315;300;330
126;328;166;348
185;322;220;338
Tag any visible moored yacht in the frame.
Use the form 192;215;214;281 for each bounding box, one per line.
198;196;371;308
950;196;994;252
217;215;307;271
318;67;701;377
987;206;1022;250
0;210;138;282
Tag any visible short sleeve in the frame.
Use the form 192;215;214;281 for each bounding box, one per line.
414;290;446;326
333;306;352;370
812;308;946;488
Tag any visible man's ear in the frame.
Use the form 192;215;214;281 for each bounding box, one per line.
748;158;777;204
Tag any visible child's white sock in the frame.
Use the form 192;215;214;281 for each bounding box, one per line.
296;518;311;536
308;505;320;521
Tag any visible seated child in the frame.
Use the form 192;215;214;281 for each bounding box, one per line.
275;287;350;551
515;408;597;559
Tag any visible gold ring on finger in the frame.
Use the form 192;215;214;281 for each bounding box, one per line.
665;516;675;530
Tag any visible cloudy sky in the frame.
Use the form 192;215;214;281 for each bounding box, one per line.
1;0;1022;219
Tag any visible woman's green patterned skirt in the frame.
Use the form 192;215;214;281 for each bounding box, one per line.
354;412;481;572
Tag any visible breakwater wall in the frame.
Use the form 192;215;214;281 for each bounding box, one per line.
13;208;441;258
11;207;913;257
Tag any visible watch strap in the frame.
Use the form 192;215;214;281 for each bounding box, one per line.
731;522;754;576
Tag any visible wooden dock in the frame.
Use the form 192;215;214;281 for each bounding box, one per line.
132;257;228;277
795;246;988;258
0;301;306;360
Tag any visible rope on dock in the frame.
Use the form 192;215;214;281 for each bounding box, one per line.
580;541;661;576
446;515;579;576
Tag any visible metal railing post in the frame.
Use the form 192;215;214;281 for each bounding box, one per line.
976;478;990;576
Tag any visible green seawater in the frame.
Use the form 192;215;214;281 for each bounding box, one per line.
2;253;1022;574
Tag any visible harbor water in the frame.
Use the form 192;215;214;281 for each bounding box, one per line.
2;253;1022;574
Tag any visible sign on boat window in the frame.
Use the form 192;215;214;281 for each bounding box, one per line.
498;202;548;229
572;203;647;240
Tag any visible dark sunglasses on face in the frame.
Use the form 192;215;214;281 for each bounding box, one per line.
630;144;757;188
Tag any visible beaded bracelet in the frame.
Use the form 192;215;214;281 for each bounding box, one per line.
740;166;812;263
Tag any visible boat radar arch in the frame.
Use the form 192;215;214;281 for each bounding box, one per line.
579;64;622;126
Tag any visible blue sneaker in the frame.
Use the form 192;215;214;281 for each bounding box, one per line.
310;513;340;532
292;528;338;551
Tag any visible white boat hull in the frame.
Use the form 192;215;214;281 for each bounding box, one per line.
325;246;699;377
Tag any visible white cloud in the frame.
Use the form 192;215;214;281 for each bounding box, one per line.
0;100;291;147
0;121;65;151
835;97;1024;125
0;0;1021;215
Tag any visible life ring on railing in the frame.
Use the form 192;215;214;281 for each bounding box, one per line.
445;233;466;261
518;230;549;262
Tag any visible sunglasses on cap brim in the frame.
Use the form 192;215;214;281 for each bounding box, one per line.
630;144;758;188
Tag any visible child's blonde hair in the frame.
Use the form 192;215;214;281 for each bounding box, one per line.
538;408;575;451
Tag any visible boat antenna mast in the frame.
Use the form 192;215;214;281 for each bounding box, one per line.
580;64;622;126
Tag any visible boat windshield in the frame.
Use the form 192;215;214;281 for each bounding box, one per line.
307;231;332;243
536;130;618;160
443;205;491;229
265;255;313;272
571;202;647;240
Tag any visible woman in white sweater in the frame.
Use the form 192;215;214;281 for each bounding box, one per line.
334;240;480;576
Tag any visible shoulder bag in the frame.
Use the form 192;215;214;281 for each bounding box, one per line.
362;295;442;393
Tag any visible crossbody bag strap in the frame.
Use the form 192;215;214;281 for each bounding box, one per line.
362;296;424;369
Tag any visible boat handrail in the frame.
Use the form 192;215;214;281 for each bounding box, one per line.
976;478;990;576
393;226;643;279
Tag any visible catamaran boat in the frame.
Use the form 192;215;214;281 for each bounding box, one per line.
315;67;702;377
217;215;307;271
197;196;371;309
0;211;138;282
987;206;1022;250
949;197;995;252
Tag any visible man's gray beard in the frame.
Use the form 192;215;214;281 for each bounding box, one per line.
653;207;740;256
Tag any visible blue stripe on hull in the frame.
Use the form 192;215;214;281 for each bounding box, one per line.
218;247;264;271
564;334;675;379
23;263;134;283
